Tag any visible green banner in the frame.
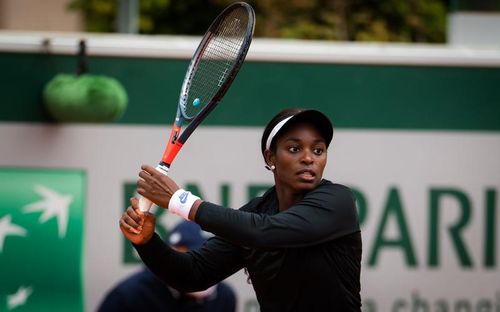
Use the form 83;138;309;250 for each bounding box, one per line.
0;168;85;312
1;52;500;131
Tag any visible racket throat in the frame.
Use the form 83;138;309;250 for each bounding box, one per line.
172;129;179;144
160;123;184;168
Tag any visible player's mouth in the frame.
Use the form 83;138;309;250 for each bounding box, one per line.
296;169;316;182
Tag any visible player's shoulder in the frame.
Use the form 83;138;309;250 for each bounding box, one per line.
240;186;275;213
317;179;354;195
239;197;261;212
310;179;356;206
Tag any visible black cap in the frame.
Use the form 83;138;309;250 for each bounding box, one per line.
261;109;334;155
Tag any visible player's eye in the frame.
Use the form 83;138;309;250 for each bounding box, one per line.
288;146;300;153
313;147;324;155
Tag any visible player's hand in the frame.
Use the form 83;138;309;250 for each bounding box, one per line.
137;164;180;208
120;197;156;245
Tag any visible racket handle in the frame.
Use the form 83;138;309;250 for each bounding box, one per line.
138;195;153;212
137;164;170;212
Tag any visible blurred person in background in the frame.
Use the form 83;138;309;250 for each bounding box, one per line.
98;220;237;312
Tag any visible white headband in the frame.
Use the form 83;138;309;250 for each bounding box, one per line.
265;116;293;150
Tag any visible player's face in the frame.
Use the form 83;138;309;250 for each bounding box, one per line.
272;122;327;194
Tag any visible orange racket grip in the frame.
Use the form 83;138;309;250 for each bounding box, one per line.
161;124;184;166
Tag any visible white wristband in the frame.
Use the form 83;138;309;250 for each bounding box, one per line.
168;189;200;220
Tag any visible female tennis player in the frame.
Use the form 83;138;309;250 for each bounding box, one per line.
120;108;362;311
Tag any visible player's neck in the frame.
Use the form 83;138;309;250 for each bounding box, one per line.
275;185;304;212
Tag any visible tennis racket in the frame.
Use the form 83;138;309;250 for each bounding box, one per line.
139;2;255;212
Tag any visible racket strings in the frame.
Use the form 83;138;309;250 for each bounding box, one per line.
183;7;250;119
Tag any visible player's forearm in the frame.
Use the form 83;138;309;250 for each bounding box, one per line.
194;201;322;248
194;186;360;248
133;233;212;292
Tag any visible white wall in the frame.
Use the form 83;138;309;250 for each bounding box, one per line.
448;12;500;48
1;123;499;311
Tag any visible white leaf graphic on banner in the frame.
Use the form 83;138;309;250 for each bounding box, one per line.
23;184;73;238
0;214;27;253
7;286;33;310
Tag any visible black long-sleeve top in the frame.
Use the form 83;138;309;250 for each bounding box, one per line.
135;179;362;311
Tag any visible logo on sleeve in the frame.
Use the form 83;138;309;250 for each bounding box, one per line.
179;192;189;204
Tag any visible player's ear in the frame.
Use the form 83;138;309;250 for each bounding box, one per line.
263;149;275;169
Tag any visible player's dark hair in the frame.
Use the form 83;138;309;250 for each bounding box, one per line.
261;108;303;157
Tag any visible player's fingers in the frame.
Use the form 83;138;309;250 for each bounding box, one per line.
136;188;156;203
124;207;141;224
138;168;150;178
130;197;140;209
141;165;157;176
119;215;141;234
119;217;137;233
136;186;145;196
137;177;163;196
138;171;156;186
129;198;145;222
136;181;155;196
123;205;142;228
139;171;164;190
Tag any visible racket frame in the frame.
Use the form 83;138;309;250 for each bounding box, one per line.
158;2;255;171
